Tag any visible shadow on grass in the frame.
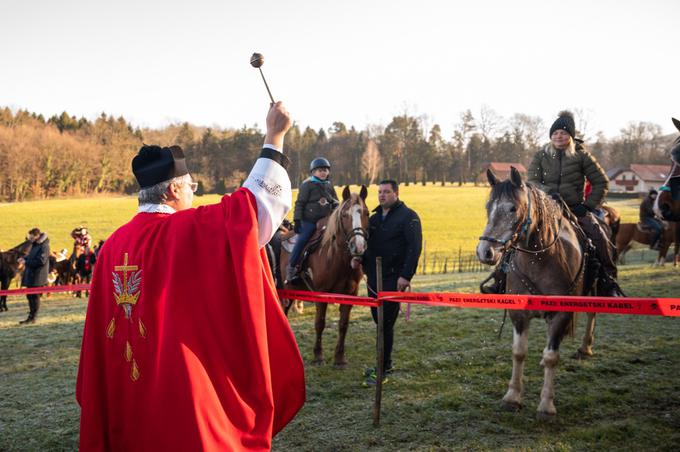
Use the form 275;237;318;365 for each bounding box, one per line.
2;265;680;451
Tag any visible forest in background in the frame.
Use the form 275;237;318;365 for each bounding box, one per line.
0;106;675;201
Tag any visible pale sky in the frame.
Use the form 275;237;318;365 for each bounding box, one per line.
1;0;678;140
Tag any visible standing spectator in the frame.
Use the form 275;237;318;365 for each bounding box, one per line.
358;180;422;385
640;189;664;250
19;228;50;324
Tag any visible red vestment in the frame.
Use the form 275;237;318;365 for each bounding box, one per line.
76;189;305;451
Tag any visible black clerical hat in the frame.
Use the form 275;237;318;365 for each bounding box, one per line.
132;145;189;188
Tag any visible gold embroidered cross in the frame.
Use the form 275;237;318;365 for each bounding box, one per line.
114;253;138;291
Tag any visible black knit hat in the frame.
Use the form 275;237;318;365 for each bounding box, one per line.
132;145;189;188
549;111;576;138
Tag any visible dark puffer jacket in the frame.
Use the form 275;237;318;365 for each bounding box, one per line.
22;233;50;287
528;141;608;209
640;196;657;222
363;201;422;295
294;178;339;224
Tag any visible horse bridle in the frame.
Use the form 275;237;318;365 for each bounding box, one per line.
659;162;680;201
337;201;369;258
479;186;534;252
479;187;563;255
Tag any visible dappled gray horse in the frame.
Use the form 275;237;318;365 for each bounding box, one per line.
477;167;594;418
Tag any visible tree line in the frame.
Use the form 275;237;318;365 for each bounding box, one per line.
0;106;675;202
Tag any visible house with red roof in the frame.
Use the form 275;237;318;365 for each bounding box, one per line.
478;162;527;184
605;163;671;194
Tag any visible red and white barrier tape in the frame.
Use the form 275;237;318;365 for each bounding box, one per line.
2;284;680;317
0;284;90;296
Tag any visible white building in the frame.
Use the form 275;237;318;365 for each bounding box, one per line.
606;164;671;194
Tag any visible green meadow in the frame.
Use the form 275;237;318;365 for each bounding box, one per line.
0;183;644;259
1;264;679;451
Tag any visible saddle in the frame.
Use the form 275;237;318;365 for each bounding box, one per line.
636;221;668;233
282;217;329;270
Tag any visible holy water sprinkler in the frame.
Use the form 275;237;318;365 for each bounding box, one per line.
250;52;275;103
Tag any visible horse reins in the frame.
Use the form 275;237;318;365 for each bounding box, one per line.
335;200;369;259
479;186;563;255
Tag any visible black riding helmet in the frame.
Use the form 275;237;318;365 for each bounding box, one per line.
310;157;331;172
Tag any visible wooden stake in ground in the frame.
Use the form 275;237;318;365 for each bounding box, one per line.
373;257;384;427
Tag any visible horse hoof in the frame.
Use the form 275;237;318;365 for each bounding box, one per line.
333;361;347;369
311;358;324;366
501;401;521;412
572;350;593;360
536;411;557;422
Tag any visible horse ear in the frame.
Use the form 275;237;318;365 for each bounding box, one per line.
510;166;524;188
673;117;680;133
487;169;500;186
359;185;368;200
342;186;350;201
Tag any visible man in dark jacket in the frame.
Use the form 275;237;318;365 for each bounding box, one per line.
286;157;339;283
358;180;422;385
19;228;50;324
640;189;664;250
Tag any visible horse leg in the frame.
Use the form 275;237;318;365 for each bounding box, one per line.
538;313;572;419
0;277;8;311
502;315;530;411
575;313;596;359
282;298;292;316
333;304;352;368
313;302;328;364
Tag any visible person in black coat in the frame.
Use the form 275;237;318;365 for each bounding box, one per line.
357;180;422;384
640;189;664;250
19;228;50;324
285;157;339;283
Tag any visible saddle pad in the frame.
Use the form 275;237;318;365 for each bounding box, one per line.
282;234;297;253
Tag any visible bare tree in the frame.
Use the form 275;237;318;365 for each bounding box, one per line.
478;105;503;140
361;139;383;184
573;108;593;141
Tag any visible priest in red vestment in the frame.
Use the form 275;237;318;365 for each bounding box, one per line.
76;102;305;451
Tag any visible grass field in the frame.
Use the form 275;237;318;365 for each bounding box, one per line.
2;184;675;451
0;183;649;261
1;264;679;451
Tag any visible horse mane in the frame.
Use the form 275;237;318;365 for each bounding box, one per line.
671;135;680;164
488;181;563;247
321;197;348;252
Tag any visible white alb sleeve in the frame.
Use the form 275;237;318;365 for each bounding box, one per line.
242;147;292;248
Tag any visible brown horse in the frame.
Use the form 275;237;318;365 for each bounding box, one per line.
280;185;369;367
656;118;680;222
600;204;620;244
616;222;679;266
574;204;621;360
0;240;33;311
477;167;594;418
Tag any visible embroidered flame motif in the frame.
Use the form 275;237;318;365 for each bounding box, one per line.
106;318;116;339
107;252;146;381
131;360;140;381
125;341;133;362
138;319;147;338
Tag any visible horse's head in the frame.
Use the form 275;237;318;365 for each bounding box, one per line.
323;185;369;259
477;167;530;265
0;239;33;273
14;239;33;256
341;185;369;258
655;118;680;221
